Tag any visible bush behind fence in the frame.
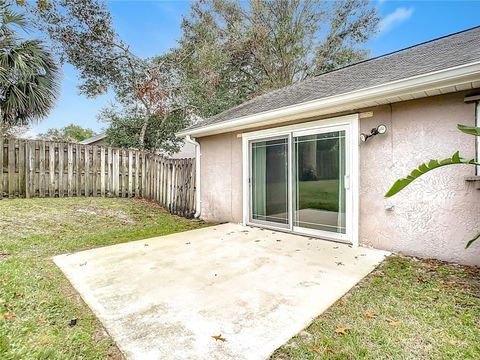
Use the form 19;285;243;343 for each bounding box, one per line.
0;138;196;217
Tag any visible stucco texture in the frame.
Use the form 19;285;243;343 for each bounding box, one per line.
198;92;480;265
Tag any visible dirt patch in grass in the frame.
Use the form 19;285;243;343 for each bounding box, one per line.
75;206;135;224
271;255;480;360
0;253;10;263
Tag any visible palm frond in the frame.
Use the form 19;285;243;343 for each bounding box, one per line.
457;124;480;136
465;233;480;249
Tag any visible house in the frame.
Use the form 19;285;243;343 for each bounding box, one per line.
80;133;109;146
81;133;196;159
178;27;480;266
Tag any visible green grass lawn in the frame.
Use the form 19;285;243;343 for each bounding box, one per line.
297;179;340;213
272;256;480;360
0;197;210;359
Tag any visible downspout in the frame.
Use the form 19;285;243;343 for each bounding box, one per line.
185;135;201;219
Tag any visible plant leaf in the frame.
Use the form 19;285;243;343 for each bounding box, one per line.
334;326;350;335
457;124;480;136
465;233;480;249
211;334;226;342
385;152;478;197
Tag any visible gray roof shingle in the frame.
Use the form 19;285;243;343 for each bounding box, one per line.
185;26;480;132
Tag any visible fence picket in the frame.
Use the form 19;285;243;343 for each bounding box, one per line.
48;142;55;197
84;146;90;197
101;147;106;197
58;143;64;197
92;145;98;197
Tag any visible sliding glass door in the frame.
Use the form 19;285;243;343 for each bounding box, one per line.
250;137;289;227
248;123;352;243
292;128;348;238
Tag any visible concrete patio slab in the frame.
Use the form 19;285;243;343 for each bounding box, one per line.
54;223;389;360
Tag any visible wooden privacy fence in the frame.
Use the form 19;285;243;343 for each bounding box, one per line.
0;138;196;217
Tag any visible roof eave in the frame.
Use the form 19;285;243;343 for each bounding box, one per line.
177;61;480;138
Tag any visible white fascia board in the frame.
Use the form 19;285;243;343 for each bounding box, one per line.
177;61;480;138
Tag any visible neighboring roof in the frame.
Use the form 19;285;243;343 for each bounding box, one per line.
180;26;480;136
80;133;107;145
167;141;196;159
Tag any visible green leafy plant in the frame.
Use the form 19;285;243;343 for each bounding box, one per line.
385;124;479;248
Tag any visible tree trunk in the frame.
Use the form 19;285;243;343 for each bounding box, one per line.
138;115;149;149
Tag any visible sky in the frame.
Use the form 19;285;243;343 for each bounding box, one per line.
26;0;480;137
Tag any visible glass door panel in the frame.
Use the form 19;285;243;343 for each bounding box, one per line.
250;137;289;227
293;130;346;235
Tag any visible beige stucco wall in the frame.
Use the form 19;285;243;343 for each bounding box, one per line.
198;92;480;265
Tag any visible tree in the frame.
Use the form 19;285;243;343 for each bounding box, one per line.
0;0;59;136
26;0;191;150
38;123;95;142
176;0;378;118
385;124;480;248
100;105;188;154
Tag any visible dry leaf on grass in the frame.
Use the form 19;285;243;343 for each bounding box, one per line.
372;271;384;277
308;347;321;353
335;326;351;335
365;311;377;319
449;340;460;346
386;318;401;326
0;312;15;321
212;334;226;342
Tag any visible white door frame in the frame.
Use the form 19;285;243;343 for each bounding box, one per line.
241;113;360;246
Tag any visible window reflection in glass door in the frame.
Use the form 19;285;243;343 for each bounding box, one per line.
293;131;346;234
250;137;289;226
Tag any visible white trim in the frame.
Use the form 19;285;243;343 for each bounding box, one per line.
179;61;480;138
476;102;480;176
185;136;201;218
241;114;360;246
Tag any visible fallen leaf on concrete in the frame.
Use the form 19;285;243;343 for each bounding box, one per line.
334;326;350;335
212;334;226;342
386;318;401;326
365;311;377;319
335;262;344;266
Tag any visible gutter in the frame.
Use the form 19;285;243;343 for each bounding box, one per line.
177;61;480;138
185;135;201;219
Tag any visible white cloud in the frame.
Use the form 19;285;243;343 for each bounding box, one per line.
379;7;414;34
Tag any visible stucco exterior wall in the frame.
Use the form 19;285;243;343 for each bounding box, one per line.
198;92;480;265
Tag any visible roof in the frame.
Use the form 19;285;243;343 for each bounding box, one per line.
80;133;107;145
182;26;480;136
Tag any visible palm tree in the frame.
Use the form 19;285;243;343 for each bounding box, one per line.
0;1;59;136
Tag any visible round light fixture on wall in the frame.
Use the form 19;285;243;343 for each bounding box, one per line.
360;124;387;142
